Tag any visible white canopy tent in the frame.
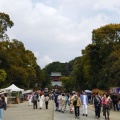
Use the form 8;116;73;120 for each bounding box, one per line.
22;90;33;94
4;84;24;92
85;90;92;93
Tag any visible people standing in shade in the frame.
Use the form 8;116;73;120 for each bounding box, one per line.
94;93;101;119
0;96;6;120
38;94;44;109
80;91;88;117
32;92;38;109
44;94;49;109
27;93;33;106
73;95;82;119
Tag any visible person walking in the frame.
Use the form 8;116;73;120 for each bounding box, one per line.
104;94;111;120
57;93;62;112
54;92;59;111
27;93;33;106
61;93;66;113
38;94;44;109
80;91;88;117
64;93;69;110
111;93;118;111
118;98;120;111
102;94;107;117
73;95;82;119
68;93;74;114
0;96;6;120
32;92;38;109
44;94;49;109
94;93;101;119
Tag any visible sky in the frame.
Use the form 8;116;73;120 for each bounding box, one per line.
0;0;120;69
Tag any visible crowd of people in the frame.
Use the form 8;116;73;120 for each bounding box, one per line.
0;89;120;120
53;91;120;120
27;92;50;110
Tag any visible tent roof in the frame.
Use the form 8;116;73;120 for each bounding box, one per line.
85;90;92;93
4;84;24;92
22;90;33;94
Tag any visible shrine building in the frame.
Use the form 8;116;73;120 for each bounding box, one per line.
50;72;62;88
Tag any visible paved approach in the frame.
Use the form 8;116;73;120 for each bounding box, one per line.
4;100;120;120
4;100;54;120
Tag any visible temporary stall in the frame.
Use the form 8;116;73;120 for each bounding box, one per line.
2;84;24;104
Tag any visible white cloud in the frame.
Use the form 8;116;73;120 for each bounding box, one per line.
34;52;53;68
38;55;53;68
0;0;120;68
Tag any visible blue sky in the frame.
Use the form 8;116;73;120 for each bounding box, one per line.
0;0;120;68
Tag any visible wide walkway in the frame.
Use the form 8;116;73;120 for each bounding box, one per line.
4;100;54;120
4;100;120;120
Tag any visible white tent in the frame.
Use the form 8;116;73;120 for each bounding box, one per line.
85;90;92;93
4;84;24;92
22;90;33;94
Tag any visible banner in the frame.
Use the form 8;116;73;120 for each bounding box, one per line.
110;87;120;94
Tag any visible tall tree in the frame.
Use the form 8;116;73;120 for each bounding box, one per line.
0;12;14;40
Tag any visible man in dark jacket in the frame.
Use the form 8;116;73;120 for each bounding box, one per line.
111;93;118;111
54;92;59;111
32;92;38;109
94;93;101;119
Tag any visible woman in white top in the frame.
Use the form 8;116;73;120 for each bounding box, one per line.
27;93;33;106
38;94;44;109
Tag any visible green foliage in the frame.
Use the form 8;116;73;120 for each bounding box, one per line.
43;61;74;76
0;39;44;89
0;12;14;40
1;12;120;91
59;76;75;92
0;69;7;82
68;24;120;91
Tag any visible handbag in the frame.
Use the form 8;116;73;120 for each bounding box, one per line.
105;105;109;109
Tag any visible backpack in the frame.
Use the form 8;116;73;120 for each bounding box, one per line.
73;99;77;106
98;96;102;106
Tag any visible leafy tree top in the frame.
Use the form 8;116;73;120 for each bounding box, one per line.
0;12;14;40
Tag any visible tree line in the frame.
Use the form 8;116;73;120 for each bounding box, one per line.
0;12;46;89
0;12;120;91
44;24;120;92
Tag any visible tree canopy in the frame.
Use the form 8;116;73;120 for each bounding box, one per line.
0;12;14;40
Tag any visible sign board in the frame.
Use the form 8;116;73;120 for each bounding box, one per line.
110;87;120;94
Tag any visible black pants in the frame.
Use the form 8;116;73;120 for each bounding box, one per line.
33;101;37;109
45;101;48;109
105;106;110;119
103;105;106;116
74;106;80;117
113;103;118;111
55;102;58;110
95;105;101;118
